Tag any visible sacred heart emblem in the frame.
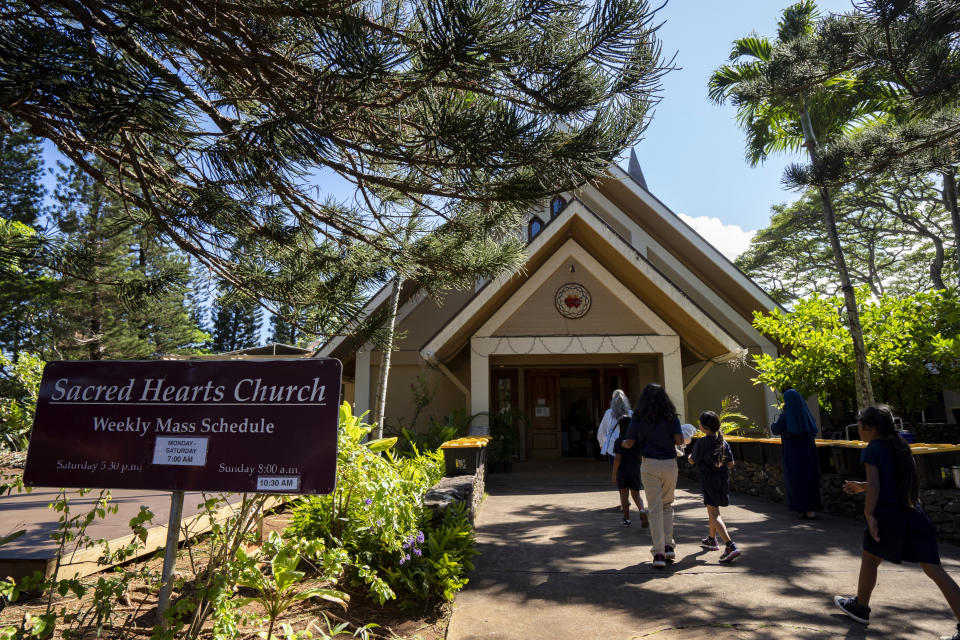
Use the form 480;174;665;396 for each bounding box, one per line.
555;283;591;319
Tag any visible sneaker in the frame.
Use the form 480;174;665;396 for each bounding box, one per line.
664;545;675;561
638;509;649;528
834;595;870;625
620;518;631;527
719;542;741;563
939;623;960;640
700;536;720;551
651;553;666;568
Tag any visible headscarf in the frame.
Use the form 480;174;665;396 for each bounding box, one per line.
783;389;818;436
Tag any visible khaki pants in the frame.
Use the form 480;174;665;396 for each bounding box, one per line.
641;456;678;555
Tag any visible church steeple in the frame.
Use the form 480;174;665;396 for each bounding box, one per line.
628;148;648;191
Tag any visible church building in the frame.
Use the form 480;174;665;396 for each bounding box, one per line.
319;153;783;459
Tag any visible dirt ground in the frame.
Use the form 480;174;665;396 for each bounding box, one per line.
0;506;450;639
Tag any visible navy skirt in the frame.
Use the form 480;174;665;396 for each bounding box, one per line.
700;471;730;507
863;503;940;565
617;469;643;491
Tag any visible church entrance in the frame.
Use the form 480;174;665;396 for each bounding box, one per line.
507;367;630;459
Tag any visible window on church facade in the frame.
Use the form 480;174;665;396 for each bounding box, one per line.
528;216;543;241
551;195;566;218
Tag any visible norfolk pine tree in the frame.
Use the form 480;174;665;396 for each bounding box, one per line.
0;118;58;357
0;0;672;349
51;162;209;359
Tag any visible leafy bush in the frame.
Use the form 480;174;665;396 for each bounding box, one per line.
0;352;43;451
752;288;960;418
287;403;450;604
385;502;476;605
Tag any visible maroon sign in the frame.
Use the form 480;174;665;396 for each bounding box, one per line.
23;359;341;494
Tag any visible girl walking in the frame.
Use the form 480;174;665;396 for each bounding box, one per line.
687;411;740;562
834;405;960;640
611;413;648;528
621;383;683;568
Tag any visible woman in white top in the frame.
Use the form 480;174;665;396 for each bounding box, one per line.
597;389;632;462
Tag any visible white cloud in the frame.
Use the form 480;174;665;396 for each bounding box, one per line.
678;213;756;260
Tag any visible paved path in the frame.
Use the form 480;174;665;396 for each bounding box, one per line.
0;483;209;579
447;460;960;640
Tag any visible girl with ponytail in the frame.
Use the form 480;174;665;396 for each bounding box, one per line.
834;406;960;639
687;411;739;562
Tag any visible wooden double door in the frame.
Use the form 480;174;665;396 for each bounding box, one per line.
491;367;631;459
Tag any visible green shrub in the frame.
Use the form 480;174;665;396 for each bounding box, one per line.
287;403;448;604
385;502;476;606
0;352;43;451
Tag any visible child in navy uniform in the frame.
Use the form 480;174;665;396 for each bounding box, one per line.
835;405;960;639
611;413;648;528
688;410;740;562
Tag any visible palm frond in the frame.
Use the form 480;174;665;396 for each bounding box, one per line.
729;35;772;62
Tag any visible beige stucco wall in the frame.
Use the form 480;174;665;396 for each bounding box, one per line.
395;288;475;348
367;352;468;433
493;259;657;336
684;361;771;430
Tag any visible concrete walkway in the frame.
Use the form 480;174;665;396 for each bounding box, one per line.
447;460;960;640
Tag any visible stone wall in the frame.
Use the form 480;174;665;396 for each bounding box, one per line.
423;464;486;524
679;458;960;543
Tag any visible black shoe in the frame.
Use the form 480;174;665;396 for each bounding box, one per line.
719;542;740;562
939;623;960;640
834;595;870;625
664;545;675;561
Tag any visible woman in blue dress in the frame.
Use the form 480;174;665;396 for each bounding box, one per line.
771;389;822;519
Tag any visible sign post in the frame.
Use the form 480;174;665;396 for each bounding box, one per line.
157;490;184;621
22;358;342;620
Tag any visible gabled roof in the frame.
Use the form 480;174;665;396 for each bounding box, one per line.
319;160;780;364
593;163;783;321
421;198;745;363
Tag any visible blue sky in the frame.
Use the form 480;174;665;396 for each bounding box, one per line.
627;0;855;258
40;0;855;259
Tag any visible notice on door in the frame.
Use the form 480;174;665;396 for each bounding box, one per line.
22;359;341;494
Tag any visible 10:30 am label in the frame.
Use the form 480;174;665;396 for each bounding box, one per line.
256;476;299;492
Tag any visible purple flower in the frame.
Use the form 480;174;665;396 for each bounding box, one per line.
405;554;411;562
364;498;373;506
399;556;406;566
413;548;422;557
415;531;424;544
377;519;383;526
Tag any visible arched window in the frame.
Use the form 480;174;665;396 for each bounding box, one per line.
550;195;566;218
528;216;544;241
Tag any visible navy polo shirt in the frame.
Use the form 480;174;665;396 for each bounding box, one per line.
625;416;682;460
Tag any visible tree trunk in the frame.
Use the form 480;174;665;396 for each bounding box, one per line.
926;230;946;291
799;108;875;410
817;186;875;410
941;167;960;288
372;276;402;440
